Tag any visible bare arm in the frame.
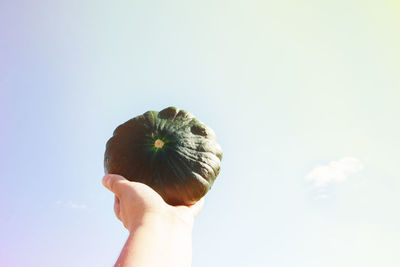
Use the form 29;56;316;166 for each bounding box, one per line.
115;214;193;267
102;174;203;267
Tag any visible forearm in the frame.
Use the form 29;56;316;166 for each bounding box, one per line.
115;214;193;267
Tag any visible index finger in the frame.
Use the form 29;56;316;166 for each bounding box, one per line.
102;174;130;196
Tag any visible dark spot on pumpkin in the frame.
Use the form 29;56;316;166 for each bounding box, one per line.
158;106;179;119
175;110;189;118
191;124;207;136
151;130;159;138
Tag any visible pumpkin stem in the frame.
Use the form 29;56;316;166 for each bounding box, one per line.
154;139;164;149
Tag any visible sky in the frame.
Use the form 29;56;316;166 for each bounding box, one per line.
1;0;399;266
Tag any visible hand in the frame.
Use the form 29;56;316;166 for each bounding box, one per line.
102;174;204;232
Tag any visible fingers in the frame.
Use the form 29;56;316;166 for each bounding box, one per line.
102;174;129;196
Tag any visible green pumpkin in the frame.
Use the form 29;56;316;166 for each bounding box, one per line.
104;106;223;205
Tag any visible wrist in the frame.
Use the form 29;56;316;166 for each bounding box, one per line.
122;209;194;267
128;208;194;233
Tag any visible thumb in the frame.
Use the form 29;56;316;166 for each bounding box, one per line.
102;174;129;195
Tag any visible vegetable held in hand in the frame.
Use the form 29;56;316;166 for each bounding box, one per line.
104;107;223;205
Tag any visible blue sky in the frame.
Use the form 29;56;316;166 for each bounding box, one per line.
1;1;399;266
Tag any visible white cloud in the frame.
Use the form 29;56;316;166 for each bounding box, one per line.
306;157;364;187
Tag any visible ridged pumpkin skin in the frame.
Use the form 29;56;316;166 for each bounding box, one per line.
104;107;223;206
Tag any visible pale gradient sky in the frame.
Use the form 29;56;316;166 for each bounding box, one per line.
1;1;399;266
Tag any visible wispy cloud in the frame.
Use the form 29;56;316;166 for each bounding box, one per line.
56;200;88;210
306;157;364;188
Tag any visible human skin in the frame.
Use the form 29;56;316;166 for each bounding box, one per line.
102;174;204;267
